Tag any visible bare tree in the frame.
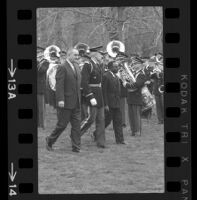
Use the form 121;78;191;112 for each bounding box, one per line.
37;7;163;55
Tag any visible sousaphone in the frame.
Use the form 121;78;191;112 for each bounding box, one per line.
106;40;136;84
106;40;125;58
44;45;61;63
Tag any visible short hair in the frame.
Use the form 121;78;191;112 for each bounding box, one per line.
107;61;114;69
67;48;79;58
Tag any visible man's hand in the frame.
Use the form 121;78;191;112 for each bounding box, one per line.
90;98;97;106
145;80;151;85
58;101;65;108
122;81;128;87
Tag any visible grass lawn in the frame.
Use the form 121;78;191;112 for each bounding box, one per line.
38;104;164;194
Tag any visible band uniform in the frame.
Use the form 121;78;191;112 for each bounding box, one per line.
37;58;49;129
152;73;164;124
124;71;147;136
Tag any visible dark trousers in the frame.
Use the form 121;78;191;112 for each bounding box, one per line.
37;94;45;128
47;107;81;150
128;104;142;134
155;94;164;123
81;106;105;146
81;103;89;122
105;107;124;143
120;97;126;125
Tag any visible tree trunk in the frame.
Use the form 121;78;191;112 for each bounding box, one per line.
55;11;64;49
72;12;80;46
104;7;125;41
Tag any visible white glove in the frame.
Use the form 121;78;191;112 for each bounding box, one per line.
122;81;128;87
58;101;64;108
145;80;151;85
90;98;97;106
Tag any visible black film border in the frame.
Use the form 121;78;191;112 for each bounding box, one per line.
6;0;191;199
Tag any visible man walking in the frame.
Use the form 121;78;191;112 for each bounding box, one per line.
103;61;126;144
79;48;106;148
46;48;81;152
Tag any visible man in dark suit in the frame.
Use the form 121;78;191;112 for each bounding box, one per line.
123;70;147;136
46;48;81;152
103;61;126;144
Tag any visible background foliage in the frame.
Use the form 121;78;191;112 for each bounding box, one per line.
37;7;163;57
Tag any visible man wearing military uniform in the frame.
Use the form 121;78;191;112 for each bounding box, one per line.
150;54;164;124
77;56;90;121
76;43;105;148
120;78;127;128
152;73;164;124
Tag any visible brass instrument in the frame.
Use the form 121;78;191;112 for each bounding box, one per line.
154;56;164;94
141;85;156;112
44;45;61;63
147;55;164;94
158;84;164;94
106;40;137;85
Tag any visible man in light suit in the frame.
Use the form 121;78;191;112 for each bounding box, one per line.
46;48;82;153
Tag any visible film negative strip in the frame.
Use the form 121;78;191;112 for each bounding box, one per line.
6;0;191;199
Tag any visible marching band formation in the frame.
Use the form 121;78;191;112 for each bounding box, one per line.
37;40;164;153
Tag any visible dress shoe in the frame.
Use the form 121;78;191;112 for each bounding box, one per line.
46;137;53;151
97;144;105;148
72;148;80;153
116;141;128;145
119;141;128;145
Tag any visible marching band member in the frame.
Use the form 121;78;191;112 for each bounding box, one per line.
151;69;164;124
152;75;164;124
148;54;164;124
76;43;106;148
103;61;126;144
120;75;128;128
37;47;49;129
107;40;146;137
46;48;82;153
106;40;128;128
45;45;61;109
122;68;147;136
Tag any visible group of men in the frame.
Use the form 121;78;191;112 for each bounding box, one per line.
37;42;164;153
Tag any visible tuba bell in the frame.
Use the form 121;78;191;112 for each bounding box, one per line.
106;40;125;58
44;45;61;63
106;40;136;85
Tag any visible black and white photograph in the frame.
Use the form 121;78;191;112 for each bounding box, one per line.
37;7;164;194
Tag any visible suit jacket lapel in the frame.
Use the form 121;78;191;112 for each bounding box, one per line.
66;60;77;78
